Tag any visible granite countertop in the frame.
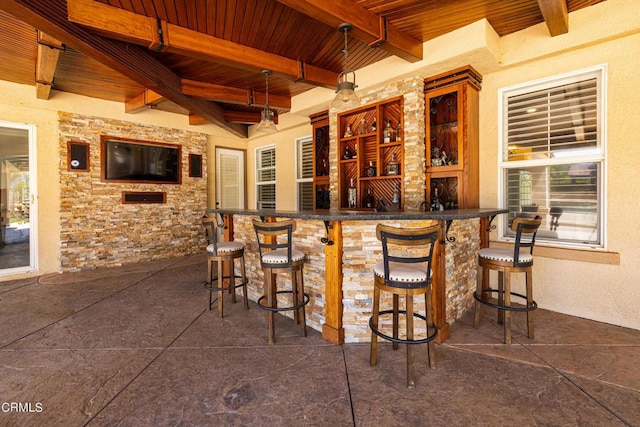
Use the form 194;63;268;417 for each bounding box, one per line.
206;208;508;221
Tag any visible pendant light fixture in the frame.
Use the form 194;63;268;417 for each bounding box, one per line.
255;70;278;133
330;23;360;110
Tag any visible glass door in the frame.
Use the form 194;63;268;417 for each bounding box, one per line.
0;122;36;274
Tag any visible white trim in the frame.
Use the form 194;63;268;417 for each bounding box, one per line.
0;120;38;275
255;144;276;209
497;65;607;250
294;135;313;210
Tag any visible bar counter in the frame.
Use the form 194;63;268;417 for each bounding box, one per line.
207;208;507;344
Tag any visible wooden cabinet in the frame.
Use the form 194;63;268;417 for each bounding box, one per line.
337;96;404;210
425;66;482;210
311;111;330;210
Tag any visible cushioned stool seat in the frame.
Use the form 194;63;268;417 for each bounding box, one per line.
474;216;542;344
252;219;309;345
369;223;440;388
202;216;249;318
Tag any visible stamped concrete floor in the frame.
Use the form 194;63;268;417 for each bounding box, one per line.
1;254;639;426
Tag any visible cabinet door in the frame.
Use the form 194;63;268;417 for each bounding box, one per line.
313;123;330;179
427;172;462;211
426;83;464;172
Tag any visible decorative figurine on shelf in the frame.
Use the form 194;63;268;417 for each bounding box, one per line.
365;161;377;177
343;146;352;160
358;118;366;135
348;178;357;208
364;186;375;208
386;154;400;175
392;183;400;208
431;146;442;166
344;124;353;138
371;118;377;132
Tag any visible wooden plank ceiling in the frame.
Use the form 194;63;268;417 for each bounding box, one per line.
0;0;606;138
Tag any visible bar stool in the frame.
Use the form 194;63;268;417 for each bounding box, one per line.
252;218;309;345
202;216;249;317
473;216;542;344
369;223;440;388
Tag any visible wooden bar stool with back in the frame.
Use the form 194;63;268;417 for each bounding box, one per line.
473;215;542;344
201;216;249;317
369;223;440;388
252;218;309;345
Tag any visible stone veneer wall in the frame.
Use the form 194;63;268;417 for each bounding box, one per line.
230;215;480;343
231;215;328;333
58;112;207;271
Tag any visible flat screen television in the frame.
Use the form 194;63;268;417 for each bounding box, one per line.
101;136;182;184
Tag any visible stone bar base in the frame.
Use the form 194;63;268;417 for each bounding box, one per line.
228;215;480;343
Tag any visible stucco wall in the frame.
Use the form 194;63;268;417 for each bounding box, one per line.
478;4;640;331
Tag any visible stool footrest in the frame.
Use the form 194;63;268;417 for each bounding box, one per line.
202;275;248;293
369;310;438;345
257;290;310;313
474;289;537;312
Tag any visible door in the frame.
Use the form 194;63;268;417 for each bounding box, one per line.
215;147;246;209
0;122;37;274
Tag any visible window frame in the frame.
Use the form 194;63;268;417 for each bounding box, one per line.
255;144;276;210
497;65;608;250
295;135;314;211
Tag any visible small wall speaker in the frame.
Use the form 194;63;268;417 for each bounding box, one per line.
67;141;90;171
189;153;202;178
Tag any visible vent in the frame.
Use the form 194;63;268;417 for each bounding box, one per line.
122;192;166;204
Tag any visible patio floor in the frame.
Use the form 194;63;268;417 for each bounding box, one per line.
1;254;638;426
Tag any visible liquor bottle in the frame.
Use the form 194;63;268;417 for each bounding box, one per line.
430;187;445;211
344;124;353;138
365;161;376;177
371;118;377;132
392;183;400;208
343;145;352;159
396;122;402;142
348;178;357;208
358;118;366;135
383;120;393;143
386;153;400;175
364;187;375;208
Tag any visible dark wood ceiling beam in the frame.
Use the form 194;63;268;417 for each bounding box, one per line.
276;0;422;62
66;0;336;89
190;111;277;126
182;79;291;110
536;0;569;36
35;31;63;100
0;0;247;138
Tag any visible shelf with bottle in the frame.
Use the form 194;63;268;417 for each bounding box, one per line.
337;96;404;210
428;176;459;211
362;178;402;211
339;137;357;162
339;109;377;139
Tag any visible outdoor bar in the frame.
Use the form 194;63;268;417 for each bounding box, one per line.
207;207;506;344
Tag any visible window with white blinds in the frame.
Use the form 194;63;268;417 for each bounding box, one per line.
256;145;276;209
499;66;605;248
296;136;314;210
